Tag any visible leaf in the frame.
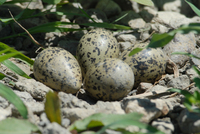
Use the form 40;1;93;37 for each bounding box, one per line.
0;118;40;134
128;47;144;56
192;65;200;76
69;112;143;132
169;88;196;103
0;42;34;66
0;0;6;5
148;23;200;49
0;83;28;119
97;119;164;134
43;0;61;4
185;0;200;16
0;73;5;80
1;59;31;79
193;77;200;89
0;52;20;63
45;91;61;125
171;52;200;60
130;0;154;6
148;33;174;48
81;22;132;30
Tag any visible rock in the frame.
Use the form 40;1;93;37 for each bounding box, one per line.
58;92;91;109
57;40;79;56
136;82;153;94
56;2;82;21
76;0;99;9
119;42;133;52
186;67;199;81
163;33;196;68
156;11;186;25
152;117;174;134
38;113;50;127
0;107;12;121
121;97;169;123
116;34;136;44
177;109;200;134
20;0;43;10
113;0;133;11
111;11;141;26
0;96;9;109
15;78;53;101
163;0;181;12
95;0;121;18
75;9;108;24
191;48;200;66
128;18;146;29
167;75;190;89
42;122;71;134
169;17;194;29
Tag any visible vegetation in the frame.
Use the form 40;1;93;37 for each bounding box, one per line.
0;0;199;133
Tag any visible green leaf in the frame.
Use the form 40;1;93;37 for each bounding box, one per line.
0;73;5;80
0;83;28;119
69;112;143;132
43;0;61;4
185;0;200;16
169;88;196;103
171;52;200;60
0;42;34;66
97;119;164;134
0;52;20;63
45;91;61;125
130;0;154;6
128;47;144;56
148;33;174;48
148;23;200;49
0;118;40;134
0;0;6;5
1;59;31;79
81;22;132;30
192;65;200;76
193;77;200;89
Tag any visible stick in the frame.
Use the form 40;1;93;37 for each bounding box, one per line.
8;9;43;47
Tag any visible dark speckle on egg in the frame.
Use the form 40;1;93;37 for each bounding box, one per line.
76;28;120;77
84;58;134;101
33;47;82;94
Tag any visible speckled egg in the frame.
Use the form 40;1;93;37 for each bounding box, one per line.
119;43;167;88
76;28;120;77
84;58;134;101
33;47;82;94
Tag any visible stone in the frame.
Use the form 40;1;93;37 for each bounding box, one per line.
112;11;141;26
58;92;91;109
75;9;108;24
163;33;196;68
116;34;136;44
57;40;79;56
177;109;200;134
152;117;174;134
191;48;200;66
38;113;50;128
119;42;133;52
167;75;190;89
15;78;53;101
186;67;199;81
136;82;153;94
128;18;146;29
42;122;71;134
0;96;9;109
95;0;121;18
0;107;12;121
121;97;169;123
163;0;181;12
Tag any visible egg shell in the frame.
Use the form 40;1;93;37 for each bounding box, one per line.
76;28;120;77
33;47;82;94
119;43;167;88
84;58;134;101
